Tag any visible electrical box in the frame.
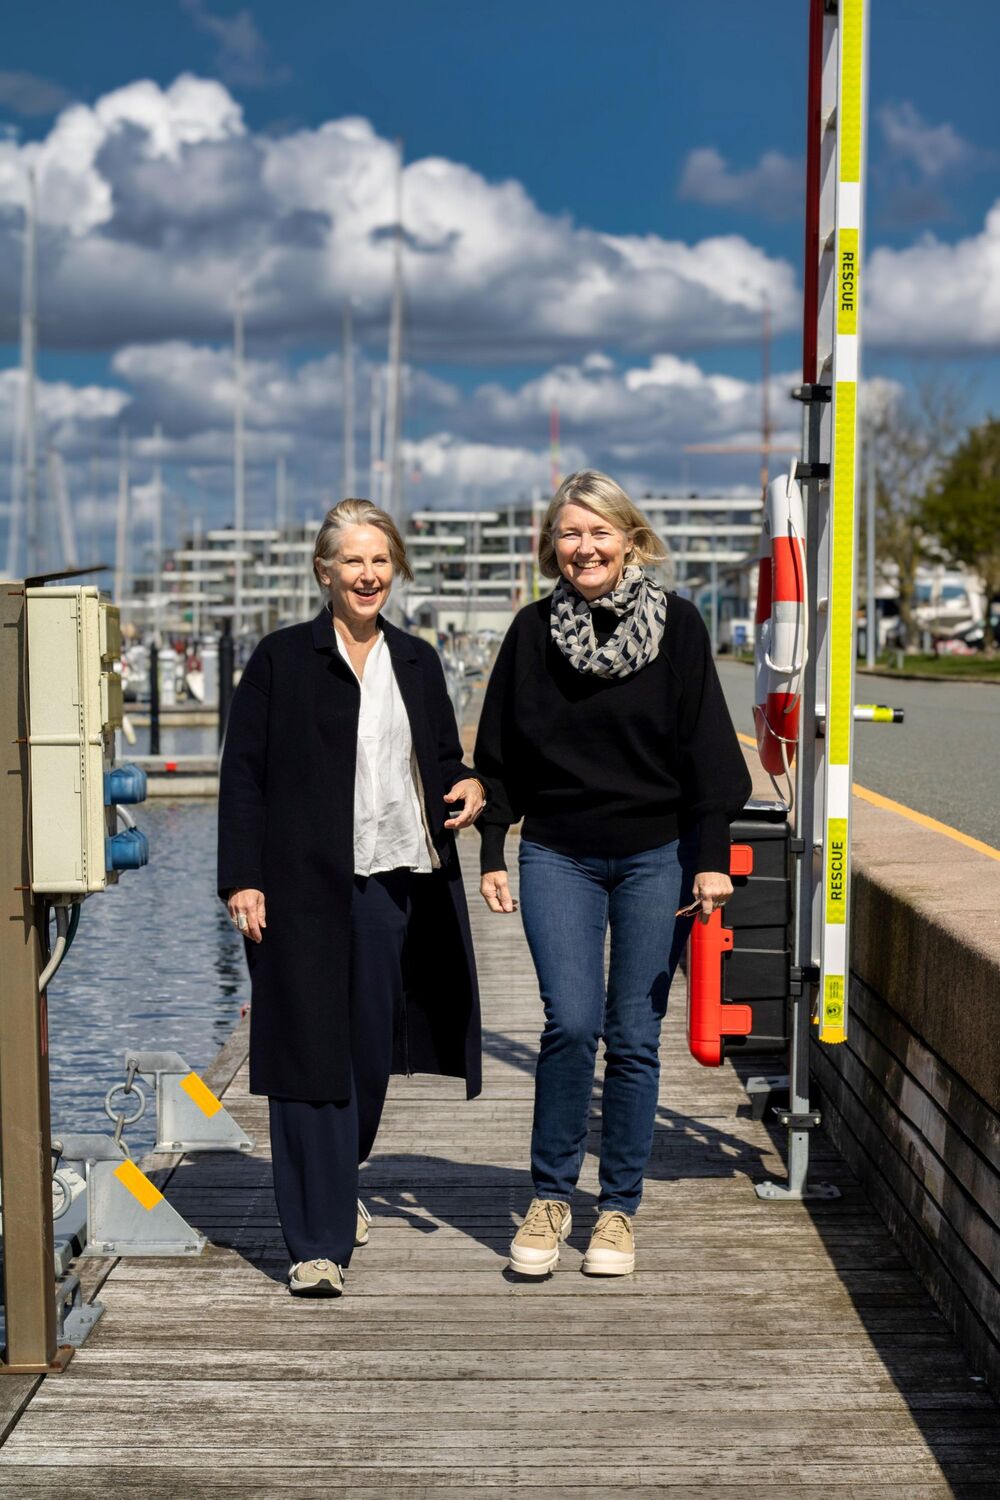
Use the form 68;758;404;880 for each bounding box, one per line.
26;586;147;895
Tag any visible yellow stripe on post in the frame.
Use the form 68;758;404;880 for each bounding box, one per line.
114;1158;164;1211
828;381;857;765
820;976;847;1043
180;1071;223;1119
839;0;864;183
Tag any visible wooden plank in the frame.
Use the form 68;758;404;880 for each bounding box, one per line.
2;838;999;1495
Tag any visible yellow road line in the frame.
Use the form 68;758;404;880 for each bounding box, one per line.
737;731;1000;862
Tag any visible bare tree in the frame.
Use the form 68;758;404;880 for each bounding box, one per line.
865;376;967;644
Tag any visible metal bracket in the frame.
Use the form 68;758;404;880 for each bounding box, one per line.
55;1273;104;1347
126;1050;254;1155
755;1178;841;1202
791;383;832;404
745;1075;788;1123
773;1108;823;1130
57;1131;206;1258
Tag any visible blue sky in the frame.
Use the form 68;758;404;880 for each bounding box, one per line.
2;0;1000;551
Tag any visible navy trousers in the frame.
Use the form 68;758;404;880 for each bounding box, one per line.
268;869;412;1267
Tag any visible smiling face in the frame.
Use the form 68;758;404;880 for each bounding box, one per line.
552;501;632;601
316;523;394;631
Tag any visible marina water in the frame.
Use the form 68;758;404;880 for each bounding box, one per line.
47;794;246;1159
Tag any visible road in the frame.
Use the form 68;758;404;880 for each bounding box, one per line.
716;659;1000;852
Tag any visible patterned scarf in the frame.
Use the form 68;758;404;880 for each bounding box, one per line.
549;566;668;678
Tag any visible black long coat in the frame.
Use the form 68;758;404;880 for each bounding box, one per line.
217;608;482;1103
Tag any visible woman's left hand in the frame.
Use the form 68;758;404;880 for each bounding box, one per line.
692;870;734;924
443;777;486;830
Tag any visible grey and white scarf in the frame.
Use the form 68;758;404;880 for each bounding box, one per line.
549;566;668;679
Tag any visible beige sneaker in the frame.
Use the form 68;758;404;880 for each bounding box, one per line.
288;1258;344;1296
581;1210;635;1276
508;1198;572;1276
356;1199;372;1246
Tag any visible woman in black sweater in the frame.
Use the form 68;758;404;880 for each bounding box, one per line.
475;470;751;1278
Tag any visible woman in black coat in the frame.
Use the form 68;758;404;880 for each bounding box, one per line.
218;498;485;1297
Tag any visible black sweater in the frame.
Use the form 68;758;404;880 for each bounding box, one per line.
474;594;752;874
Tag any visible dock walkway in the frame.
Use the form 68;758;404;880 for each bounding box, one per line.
2;841;999;1496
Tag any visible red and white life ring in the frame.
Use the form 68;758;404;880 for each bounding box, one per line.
754;474;807;776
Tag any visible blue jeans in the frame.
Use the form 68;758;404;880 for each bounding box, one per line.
518;837;695;1215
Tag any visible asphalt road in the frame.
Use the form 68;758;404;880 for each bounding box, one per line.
716;659;1000;851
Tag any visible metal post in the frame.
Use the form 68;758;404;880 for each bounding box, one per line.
0;583;70;1373
218;622;234;749
149;640;160;757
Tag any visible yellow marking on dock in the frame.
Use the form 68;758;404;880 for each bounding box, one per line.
180;1070;222;1118
113;1158;163;1211
736;731;1000;862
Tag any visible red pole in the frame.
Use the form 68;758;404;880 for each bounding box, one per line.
802;0;825;385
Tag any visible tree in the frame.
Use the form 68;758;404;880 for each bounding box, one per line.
865;378;965;646
920;417;1000;650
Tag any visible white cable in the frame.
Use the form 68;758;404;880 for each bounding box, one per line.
38;904;71;993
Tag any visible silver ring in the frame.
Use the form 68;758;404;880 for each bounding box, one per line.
236;913;248;931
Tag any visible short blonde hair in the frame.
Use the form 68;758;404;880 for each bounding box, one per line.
313;498;414;587
538;470;668;580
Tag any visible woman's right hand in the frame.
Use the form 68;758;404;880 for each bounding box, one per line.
227;887;267;943
480;870;517;914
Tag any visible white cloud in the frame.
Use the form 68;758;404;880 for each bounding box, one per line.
878;103;974;178
677;147;801;220
181;1;289;89
867;204;1000;350
0;71;72;117
0;75;798;357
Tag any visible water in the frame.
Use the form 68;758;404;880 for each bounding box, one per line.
46;797;247;1159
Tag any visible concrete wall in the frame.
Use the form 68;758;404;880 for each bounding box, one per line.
812;796;1000;1399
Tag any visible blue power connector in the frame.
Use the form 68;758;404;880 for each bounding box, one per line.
106;827;150;871
104;764;148;805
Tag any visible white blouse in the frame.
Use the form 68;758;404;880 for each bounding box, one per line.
336;629;435;877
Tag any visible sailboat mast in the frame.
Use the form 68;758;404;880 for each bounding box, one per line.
233;291;246;640
384;139;405;523
23;168;39;576
114;429;129;603
152;422;164;643
343;301;355;498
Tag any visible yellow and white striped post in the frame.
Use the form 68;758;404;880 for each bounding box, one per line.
819;0;868;1043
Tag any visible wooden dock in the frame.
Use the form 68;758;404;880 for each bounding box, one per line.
2;839;999;1496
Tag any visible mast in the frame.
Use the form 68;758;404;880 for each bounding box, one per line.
760;298;773;499
343;301;355;498
47;447;77;568
23;167;39;576
152;423;164;644
384;139;405;523
370;367;384;506
276;454;286;532
233;290;245;640
114;429;129;603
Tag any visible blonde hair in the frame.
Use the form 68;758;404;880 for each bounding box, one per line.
538;470;668;581
313;498;414;587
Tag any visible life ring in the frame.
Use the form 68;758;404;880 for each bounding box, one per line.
753;474;807;776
